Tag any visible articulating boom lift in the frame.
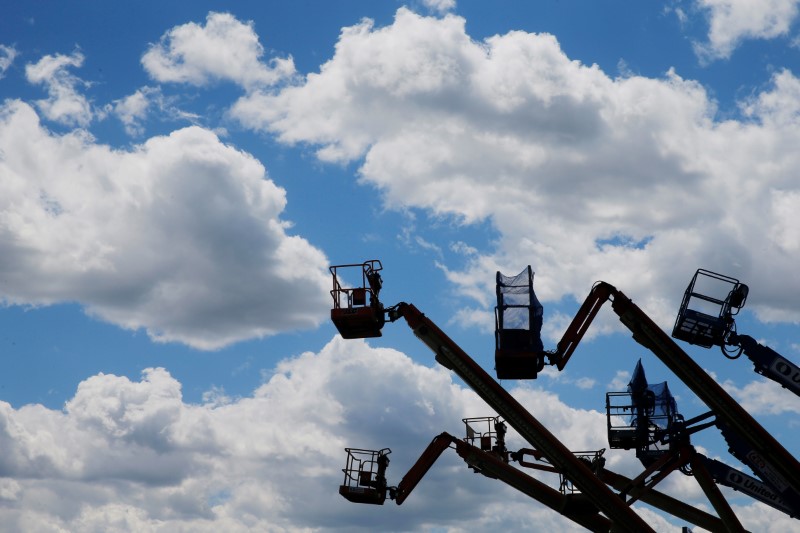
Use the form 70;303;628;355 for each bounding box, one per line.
341;417;617;531
489;267;800;510
672;268;800;397
331;261;654;532
606;359;796;527
340;416;735;532
547;278;800;513
331;261;800;529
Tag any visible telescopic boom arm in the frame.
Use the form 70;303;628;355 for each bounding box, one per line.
547;281;800;510
385;431;618;532
331;262;800;526
728;333;800;397
386;301;656;533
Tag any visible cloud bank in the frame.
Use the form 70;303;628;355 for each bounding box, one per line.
0;337;791;532
229;8;800;331
0;100;329;349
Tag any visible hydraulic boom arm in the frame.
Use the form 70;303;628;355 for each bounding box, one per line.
331;262;799;526
393;432;453;504
550;282;614;371
549;282;800;509
388;302;656;533
700;454;796;517
728;333;800;397
388;431;616;531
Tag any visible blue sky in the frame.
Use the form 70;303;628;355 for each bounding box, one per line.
1;0;800;530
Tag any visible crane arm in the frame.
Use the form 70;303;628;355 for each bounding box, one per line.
543;282;800;508
391;302;656;533
390;429;615;531
393;432;455;504
551;282;614;370
699;454;796;517
452;439;613;533
608;288;800;510
729;333;800;397
690;453;747;532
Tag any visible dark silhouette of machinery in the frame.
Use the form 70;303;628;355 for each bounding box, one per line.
606;359;684;465
339;447;391;505
606;359;797;521
338;416;723;532
494;266;545;379
672;268;800;396
330;260;385;339
330;260;800;530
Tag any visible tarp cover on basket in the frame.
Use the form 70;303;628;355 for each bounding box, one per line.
494;266;545;379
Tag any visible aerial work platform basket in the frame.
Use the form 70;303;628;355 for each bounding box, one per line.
672;269;748;348
606;360;681;467
495;266;545;379
339;448;391;505
463;416;507;459
330;260;386;339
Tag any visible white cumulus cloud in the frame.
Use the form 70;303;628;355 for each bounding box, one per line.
0;338;792;531
0;44;17;78
142;11;296;90
722;375;800;415
422;0;457;14
230;8;800;332
24;51;93;126
108;86;162;136
694;0;800;61
0;99;329;349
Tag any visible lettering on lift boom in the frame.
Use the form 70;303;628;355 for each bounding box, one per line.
726;471;784;503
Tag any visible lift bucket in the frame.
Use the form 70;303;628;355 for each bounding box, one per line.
463;417;507;459
330;260;386;339
606;360;681;467
494;266;545;379
606;391;644;451
672;269;748;348
339;448;391;505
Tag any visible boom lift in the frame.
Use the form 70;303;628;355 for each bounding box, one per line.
340;417;617;531
340;415;738;531
495;266;545;379
538;279;800;511
330;261;655;532
330;261;800;527
606;360;796;525
672;268;800;397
